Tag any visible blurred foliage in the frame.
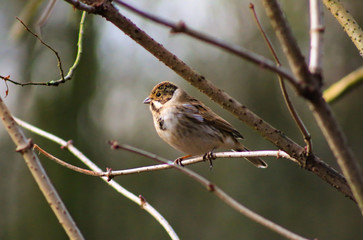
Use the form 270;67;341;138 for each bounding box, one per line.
0;0;362;239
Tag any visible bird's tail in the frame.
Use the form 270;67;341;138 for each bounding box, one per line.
234;147;268;168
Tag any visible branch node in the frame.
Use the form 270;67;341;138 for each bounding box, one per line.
171;21;187;33
61;140;74;150
16;138;33;153
207;182;215;192
276;150;282;159
108;140;121;150
139;195;147;208
106;168;114;182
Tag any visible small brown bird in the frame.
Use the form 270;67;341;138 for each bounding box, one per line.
143;81;267;168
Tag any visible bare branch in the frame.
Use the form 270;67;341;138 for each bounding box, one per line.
262;0;363;215
0;99;84;239
14;117;180;240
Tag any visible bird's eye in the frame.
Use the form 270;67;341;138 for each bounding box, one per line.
156;92;161;97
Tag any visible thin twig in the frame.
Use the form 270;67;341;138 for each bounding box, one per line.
308;0;324;77
34;144;102;177
262;0;363;215
249;3;312;155
36;0;57;30
322;0;363;57
0;100;84;239
16;17;65;82
14;117;180;240
62;11;86;81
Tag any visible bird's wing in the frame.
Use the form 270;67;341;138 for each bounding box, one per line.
181;98;244;139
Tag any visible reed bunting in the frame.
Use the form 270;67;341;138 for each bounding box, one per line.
143;81;267;168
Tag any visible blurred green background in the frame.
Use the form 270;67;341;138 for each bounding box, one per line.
1;0;362;239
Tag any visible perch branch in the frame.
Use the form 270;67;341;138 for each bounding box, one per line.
34;141;297;178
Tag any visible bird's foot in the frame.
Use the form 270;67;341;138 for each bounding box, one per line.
203;151;216;169
174;154;191;167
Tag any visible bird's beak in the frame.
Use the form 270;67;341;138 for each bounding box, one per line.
143;97;151;104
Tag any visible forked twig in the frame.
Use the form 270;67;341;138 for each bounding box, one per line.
3;12;86;87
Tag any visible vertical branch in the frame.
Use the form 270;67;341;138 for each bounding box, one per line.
309;0;324;77
0;98;84;239
322;0;363;57
262;0;363;215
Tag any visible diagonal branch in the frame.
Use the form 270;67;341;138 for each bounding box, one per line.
0;98;84;239
322;0;363;57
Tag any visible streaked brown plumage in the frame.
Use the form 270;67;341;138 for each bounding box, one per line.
143;81;267;168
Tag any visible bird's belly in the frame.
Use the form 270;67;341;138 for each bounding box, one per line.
156;118;228;155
